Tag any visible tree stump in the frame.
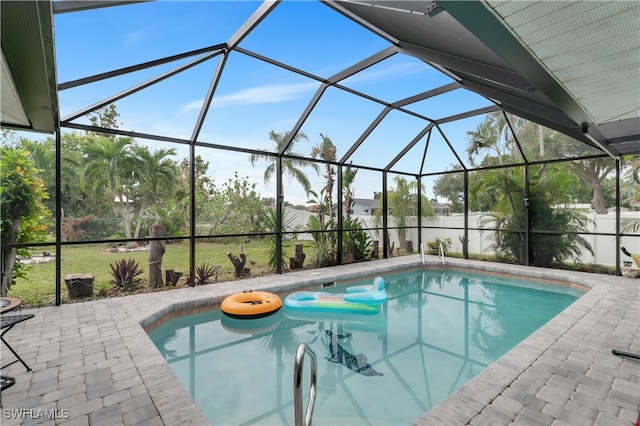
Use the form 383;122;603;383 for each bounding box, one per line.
289;244;306;269
228;246;249;277
371;240;379;259
165;269;183;286
148;224;167;288
64;274;94;299
406;240;413;254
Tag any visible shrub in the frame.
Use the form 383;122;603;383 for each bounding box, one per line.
342;218;371;263
109;258;144;292
262;207;293;270
307;215;337;268
426;237;452;255
1;147;52;296
195;262;219;285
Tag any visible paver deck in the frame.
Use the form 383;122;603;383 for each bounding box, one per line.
1;256;638;425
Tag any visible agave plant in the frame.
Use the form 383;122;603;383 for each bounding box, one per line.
195;262;220;285
262;207;294;270
109;258;144;293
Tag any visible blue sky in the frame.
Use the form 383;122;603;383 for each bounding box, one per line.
47;0;496;205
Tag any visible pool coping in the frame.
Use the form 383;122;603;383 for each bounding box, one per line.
1;255;637;425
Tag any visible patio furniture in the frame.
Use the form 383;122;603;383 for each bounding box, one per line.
1;375;15;391
0;297;21;313
1;313;33;371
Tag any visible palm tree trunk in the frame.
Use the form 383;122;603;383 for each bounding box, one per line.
133;196;147;239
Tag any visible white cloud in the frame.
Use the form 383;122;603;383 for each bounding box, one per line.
180;99;203;114
178;81;316;114
344;61;430;85
211;82;318;108
123;28;151;48
179;81;317;113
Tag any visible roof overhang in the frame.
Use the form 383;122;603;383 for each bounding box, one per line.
328;0;640;156
1;0;58;133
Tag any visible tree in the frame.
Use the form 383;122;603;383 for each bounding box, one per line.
466;112;516;167
516;120;616;214
467;112;520;215
310;134;337;221
129;145;177;239
198;172;263;238
374;176;434;249
621;157;640;234
478;166;594;267
1;147;52;296
88;104;122;139
249;130;316;197
342;163;358;221
84;136;137;240
433;166;465;213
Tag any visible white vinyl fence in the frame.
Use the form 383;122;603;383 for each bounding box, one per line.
287;208;640;268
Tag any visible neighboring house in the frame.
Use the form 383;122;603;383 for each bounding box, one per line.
113;195;139;217
350;198;380;216
310;198;380;216
431;202;451;216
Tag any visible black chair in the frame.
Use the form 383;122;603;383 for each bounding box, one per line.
1;375;15;391
1;314;34;371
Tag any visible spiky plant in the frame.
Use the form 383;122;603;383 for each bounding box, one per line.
195;262;218;285
109;258;144;292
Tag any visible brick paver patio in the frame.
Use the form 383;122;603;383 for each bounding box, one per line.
1;256;638;425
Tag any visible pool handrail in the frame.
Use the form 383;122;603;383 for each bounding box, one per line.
294;343;317;426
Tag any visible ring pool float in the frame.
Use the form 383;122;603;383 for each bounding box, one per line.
221;290;282;319
221;311;282;334
283;277;387;315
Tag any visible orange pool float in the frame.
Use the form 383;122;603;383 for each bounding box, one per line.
221;290;282;319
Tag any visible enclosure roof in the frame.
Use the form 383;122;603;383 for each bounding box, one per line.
328;0;640;156
1;0;639;156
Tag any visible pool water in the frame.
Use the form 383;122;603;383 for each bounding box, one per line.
147;269;583;425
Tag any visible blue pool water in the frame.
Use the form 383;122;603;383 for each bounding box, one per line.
147;269;583;425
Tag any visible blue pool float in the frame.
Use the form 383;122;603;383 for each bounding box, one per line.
283;276;387;315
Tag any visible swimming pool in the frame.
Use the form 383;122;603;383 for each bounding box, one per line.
147;268;584;425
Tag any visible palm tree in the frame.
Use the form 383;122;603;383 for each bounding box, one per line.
249;130;316;197
310;134;337;220
478;165;594;267
342;163;358;221
466;112;514;167
467;112;520;216
374;176;434;250
130;145;177;239
84;136;136;239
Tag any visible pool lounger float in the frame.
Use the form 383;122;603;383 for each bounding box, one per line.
284;309;388;333
284;276;387;315
221;290;282;319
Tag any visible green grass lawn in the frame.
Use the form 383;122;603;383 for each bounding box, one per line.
10;240;314;307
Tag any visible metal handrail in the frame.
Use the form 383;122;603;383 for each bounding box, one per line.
294;343;317;426
439;242;445;266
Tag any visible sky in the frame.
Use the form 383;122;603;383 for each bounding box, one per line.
38;0;498;206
